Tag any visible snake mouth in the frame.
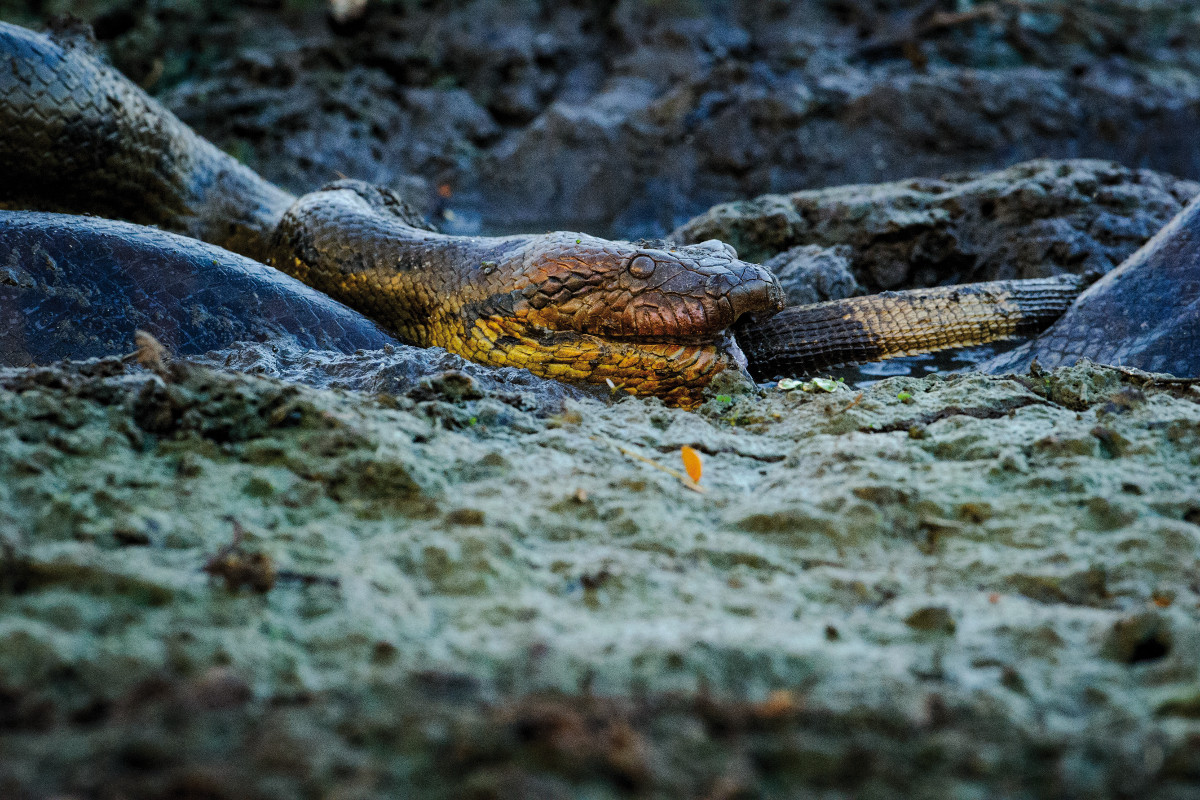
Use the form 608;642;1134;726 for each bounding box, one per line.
515;267;787;343
463;316;748;406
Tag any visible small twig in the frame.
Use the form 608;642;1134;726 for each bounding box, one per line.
923;6;1004;35
276;569;342;588
840;392;865;413
591;435;706;494
217;515;247;551
1109;364;1200;388
857;1;1012;58
205;517;339;591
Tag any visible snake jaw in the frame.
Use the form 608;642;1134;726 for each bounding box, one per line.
448;233;784;404
462;314;744;408
271;188;783;404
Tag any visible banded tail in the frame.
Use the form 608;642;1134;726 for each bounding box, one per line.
735;276;1084;379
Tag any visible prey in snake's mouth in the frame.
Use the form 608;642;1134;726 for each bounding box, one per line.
272;183;786;407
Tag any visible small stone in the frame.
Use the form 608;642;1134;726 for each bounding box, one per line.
904;606;956;634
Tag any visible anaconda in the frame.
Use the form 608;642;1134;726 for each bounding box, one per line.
979;194;1200;377
0;210;399;365
0;20;1087;404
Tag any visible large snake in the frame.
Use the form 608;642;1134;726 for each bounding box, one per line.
0;20;1084;406
979;194;1200;378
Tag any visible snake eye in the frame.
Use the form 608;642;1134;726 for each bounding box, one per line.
628;255;656;278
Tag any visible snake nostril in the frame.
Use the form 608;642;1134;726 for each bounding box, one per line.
629;255;656;278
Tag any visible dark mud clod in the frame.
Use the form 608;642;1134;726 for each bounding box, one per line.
203;518;276;594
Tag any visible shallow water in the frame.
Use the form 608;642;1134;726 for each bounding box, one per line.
827;340;1027;388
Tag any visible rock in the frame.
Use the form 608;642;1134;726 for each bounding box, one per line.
980;195;1200;377
163;65;500;205
674;160;1199;291
904;606;956;634
39;0;1200;237
763;244;862;305
194;339;590;416
1102;613;1173;665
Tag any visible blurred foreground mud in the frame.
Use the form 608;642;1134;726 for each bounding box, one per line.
3;355;1200;799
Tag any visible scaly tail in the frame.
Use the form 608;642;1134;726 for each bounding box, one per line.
735;275;1084;379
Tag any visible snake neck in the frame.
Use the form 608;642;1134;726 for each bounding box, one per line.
267;182;524;346
0;20;294;261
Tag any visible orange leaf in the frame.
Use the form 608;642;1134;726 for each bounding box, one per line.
755;689;800;719
680;446;702;483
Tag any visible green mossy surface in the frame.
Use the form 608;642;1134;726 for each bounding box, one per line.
2;356;1199;797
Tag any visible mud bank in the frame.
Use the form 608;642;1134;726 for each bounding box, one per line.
4;3;1200;796
2;354;1199;798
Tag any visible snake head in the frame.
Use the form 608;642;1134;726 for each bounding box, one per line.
453;231;785;406
511;233;785;341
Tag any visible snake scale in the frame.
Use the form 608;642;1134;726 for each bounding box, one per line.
0;20;1087;406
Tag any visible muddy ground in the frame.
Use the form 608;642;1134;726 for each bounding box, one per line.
3;1;1200;798
3;355;1200;799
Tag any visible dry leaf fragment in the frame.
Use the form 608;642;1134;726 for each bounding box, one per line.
329;0;369;24
131;330;169;373
755;689;801;719
590;435;705;493
680;446;703;483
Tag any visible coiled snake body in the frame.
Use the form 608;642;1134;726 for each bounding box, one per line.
0;21;1087;405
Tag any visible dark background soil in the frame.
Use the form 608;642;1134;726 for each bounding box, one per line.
5;0;1199;238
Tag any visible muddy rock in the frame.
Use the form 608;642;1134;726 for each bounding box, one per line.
164;64;499;207
674;159;1200;290
193;339;590;416
763;244;863;305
